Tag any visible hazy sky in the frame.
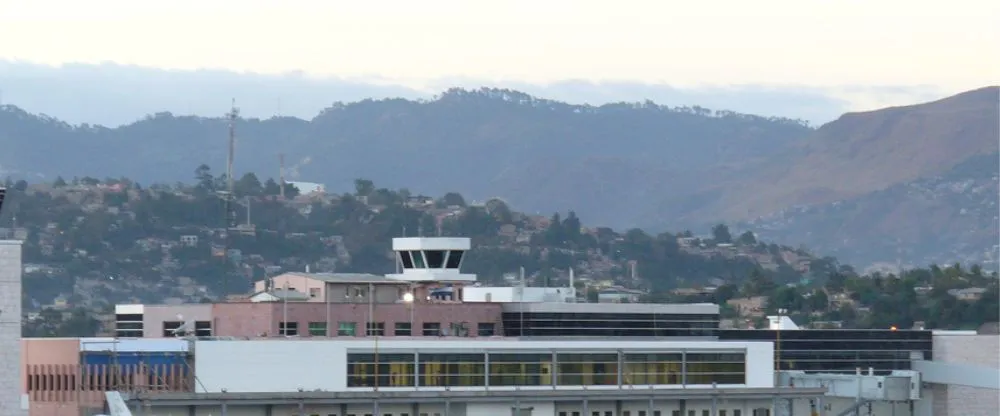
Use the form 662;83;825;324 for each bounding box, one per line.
1;0;996;96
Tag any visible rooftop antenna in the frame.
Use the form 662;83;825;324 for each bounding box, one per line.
279;153;286;199
221;98;240;296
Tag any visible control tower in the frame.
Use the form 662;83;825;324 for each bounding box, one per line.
386;237;477;284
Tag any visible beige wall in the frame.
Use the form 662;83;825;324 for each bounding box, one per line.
932;334;1000;416
142;304;213;338
325;282;409;304
255;274;328;302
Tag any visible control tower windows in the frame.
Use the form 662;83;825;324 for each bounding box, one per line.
399;251;414;269
425;250;446;268
445;250;464;269
411;251;426;268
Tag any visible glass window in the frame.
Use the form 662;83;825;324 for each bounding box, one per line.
395;322;412;336
424;250;446;268
685;352;746;385
445;250;464;268
422;322;441;336
347;353;415;387
556;353;618;386
411;251;426;268
338;322;357;336
194;321;212;337
418;353;485;387
162;321;183;337
366;322;386;336
488;353;553;386
477;323;496;336
623;353;682;385
279;321;298;336
399;251;414;269
308;322;327;336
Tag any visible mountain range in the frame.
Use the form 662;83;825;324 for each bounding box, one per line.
0;85;996;269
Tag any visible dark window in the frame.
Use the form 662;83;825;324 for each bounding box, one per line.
445;250;464;268
116;314;143;321
685;352;746;385
422;322;441;336
195;321;212;337
477;322;496;336
308;322;327;336
557;353;618;386
399;251;414;269
411;251;426;268
395;322;412;336
366;322;385;336
116;321;144;331
279;321;298;336
424;250;446;268
162;321;183;337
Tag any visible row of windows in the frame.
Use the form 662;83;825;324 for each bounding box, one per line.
398;250;464;269
346;351;746;388
278;321;497;337
284;410;761;416
502;313;720;337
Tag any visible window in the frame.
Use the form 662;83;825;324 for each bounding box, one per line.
702;411;710;416
685;353;746;385
556;353;618;386
366;322;385;336
162;321;183;337
445;250;464;268
488;353;553;386
399;251;414;269
733;411;742;416
623;353;682;385
478;322;496;336
338;322;357;336
346;353;415;387
424;250;446;268
279;321;298;336
719;411;728;416
418;353;485;386
411;251;426;268
449;322;469;337
394;322;412;336
194;321;212;337
422;322;441;336
308;322;327;336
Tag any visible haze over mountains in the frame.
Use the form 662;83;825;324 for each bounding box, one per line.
0;67;996;270
0;61;948;127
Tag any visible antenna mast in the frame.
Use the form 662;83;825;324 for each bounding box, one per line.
221;99;240;296
279;153;286;199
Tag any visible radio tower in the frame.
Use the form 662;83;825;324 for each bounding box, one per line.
221;99;239;296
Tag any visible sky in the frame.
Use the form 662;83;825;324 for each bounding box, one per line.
0;0;997;123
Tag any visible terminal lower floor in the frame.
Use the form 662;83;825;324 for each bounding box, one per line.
129;399;800;416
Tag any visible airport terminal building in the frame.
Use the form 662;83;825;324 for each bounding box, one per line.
12;237;1000;416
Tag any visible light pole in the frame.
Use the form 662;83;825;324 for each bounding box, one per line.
402;291;415;335
775;308;787;384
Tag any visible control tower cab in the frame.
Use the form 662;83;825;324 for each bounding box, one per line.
386;237;477;283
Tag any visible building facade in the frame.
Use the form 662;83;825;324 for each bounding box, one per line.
0;240;26;416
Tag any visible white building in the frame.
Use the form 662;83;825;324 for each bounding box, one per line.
128;338;826;416
463;286;576;303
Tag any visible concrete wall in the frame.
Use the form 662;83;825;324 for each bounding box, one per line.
0;240;26;416
931;333;1000;416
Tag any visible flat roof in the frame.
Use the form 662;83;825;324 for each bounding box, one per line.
502;302;719;315
281;272;409;285
127;387;828;406
193;338;760;350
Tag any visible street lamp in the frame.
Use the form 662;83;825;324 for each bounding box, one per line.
775;308;788;380
402;291;415;336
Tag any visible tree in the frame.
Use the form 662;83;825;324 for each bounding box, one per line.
712;224;732;244
235;173;263;196
354;178;375;197
52;176;67;187
440;192;467;207
736;231;757;245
